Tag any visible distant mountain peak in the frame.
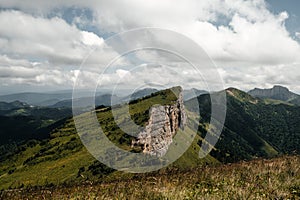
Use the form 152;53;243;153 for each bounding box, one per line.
248;85;300;105
272;85;290;92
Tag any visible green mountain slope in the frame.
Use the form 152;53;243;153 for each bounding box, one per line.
0;87;217;189
186;87;300;163
0;103;72;145
0;86;299;190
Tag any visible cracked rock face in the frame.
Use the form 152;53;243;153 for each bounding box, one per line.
132;92;186;157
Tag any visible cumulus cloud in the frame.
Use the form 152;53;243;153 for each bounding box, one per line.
0;0;299;92
0;10;128;88
218;63;300;92
46;0;299;66
0;55;76;86
0;10;116;66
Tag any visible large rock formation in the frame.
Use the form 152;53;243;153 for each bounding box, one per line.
132;92;186;157
248;85;299;102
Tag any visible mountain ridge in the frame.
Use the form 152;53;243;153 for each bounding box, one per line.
248;85;300;106
0;85;299;189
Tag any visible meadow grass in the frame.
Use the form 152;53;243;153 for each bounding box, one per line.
1;155;299;200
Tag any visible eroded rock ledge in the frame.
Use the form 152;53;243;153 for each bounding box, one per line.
132;91;186;157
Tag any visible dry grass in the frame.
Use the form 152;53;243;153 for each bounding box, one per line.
1;155;299;200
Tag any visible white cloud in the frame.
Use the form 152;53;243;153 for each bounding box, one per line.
0;55;76;86
81;31;104;46
0;10;121;67
278;11;289;22
53;0;299;66
218;63;300;92
116;69;130;79
0;10;129;89
0;10;81;64
0;0;299;92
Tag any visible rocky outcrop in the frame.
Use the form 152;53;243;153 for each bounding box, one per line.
248;85;299;101
132;92;186;157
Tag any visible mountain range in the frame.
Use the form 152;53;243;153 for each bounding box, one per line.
0;85;299;189
0;88;161;108
1;86;298;108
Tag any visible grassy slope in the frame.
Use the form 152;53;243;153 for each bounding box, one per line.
0;86;217;190
0;118;95;189
0;86;299;193
0;155;299;200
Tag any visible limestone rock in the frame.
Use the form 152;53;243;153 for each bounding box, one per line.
248;85;299;102
132;91;186;157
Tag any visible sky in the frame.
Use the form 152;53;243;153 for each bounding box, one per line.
0;0;300;94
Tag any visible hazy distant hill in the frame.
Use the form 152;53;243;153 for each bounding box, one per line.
121;88;158;102
183;88;208;100
52;88;159;108
0;92;72;106
51;94;121;108
0;91;112;107
0;88;206;108
0;102;71;119
0;101;29;110
248;85;300;106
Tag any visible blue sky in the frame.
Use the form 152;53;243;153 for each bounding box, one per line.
266;0;300;41
0;0;299;94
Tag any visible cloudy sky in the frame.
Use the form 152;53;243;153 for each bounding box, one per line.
0;0;300;94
